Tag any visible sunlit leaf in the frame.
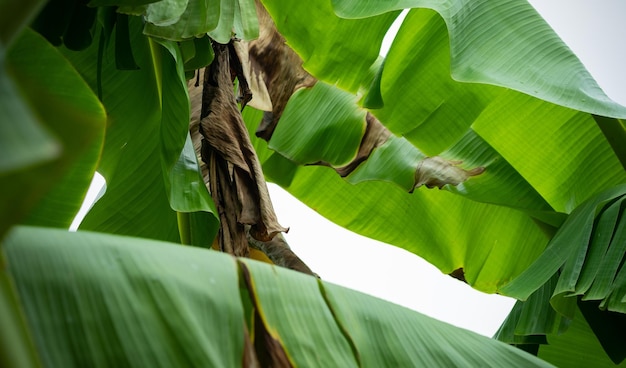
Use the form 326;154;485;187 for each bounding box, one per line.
473;91;626;213
269;81;366;167
373;9;501;154
254;1;626;299
261;0;399;93
332;0;626;118
281;166;548;292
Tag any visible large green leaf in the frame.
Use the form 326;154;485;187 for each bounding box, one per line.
331;0;626;119
494;275;572;347
1;29;106;237
242;90;555;292
234;0;259;41
372;9;501;153
501;185;626;311
269;81;366;167
267;80;559;221
374;9;624;212
537;307;626;367
71;22;176;241
254;0;626;296
64;18;217;243
152;39;216;216
321;282;544;367
473;91;626;213
0;51;59;175
241;258;359;367
4;226;553;367
494;185;626;363
496;298;626;366
0;251;41;368
0;0;58;176
261;0;399;93
249;133;551;294
4;226;243;367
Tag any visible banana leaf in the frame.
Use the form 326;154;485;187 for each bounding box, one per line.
253;0;626;295
1;28;106;238
59;17;218;244
4;226;553;367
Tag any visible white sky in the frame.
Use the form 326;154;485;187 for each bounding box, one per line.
72;1;626;338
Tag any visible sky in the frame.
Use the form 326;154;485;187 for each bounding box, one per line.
73;1;626;338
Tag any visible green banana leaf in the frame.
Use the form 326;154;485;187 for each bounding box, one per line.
1;3;105;365
4;226;553;367
497;297;626;366
493;185;626;363
537;307;626;367
501;185;626;311
139;0;258;43
253;0;626;295
1;28;106;238
260;0;399;93
58;17;218;244
335;0;626;118
495;275;571;347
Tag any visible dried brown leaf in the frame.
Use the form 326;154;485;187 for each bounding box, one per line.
414;156;485;190
234;0;316;140
199;43;287;250
334;112;391;176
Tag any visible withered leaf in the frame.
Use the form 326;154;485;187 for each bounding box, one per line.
189;44;316;276
233;0;316;141
414;156;485;190
199;42;286;248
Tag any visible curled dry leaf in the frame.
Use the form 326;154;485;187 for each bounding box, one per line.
236;0;388;177
198;42;286;249
414;157;485;190
333;112;390;176
234;0;316;140
189;44;316;276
